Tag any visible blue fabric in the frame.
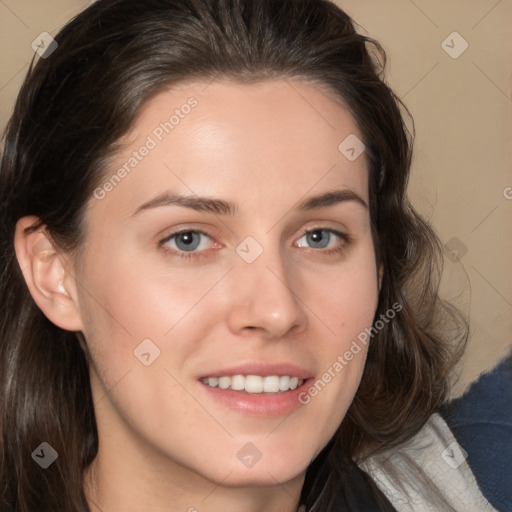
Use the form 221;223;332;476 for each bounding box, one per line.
441;354;512;512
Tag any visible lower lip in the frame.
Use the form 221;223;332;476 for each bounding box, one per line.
198;379;312;417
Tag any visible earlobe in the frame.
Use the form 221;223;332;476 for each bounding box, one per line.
14;216;83;331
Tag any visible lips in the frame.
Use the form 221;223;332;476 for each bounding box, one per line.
197;363;314;416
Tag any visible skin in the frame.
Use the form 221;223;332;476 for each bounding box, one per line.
16;79;380;512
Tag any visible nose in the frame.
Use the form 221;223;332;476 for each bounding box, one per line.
226;250;308;340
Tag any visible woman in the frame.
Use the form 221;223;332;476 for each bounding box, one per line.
0;0;492;510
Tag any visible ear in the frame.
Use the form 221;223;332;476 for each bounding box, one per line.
14;216;83;331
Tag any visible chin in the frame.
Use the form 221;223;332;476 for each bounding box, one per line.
215;464;306;488
195;449;311;488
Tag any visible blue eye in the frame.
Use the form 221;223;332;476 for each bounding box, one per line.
162;230;212;253
296;229;346;250
159;227;349;261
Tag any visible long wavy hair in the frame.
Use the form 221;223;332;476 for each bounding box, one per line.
0;0;467;510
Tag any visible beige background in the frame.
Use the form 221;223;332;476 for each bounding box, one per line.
0;0;510;396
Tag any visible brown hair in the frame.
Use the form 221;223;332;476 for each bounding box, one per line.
0;0;467;510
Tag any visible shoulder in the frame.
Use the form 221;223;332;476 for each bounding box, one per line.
442;353;512;512
358;413;498;512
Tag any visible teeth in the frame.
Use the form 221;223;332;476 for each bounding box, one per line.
279;375;290;391
201;375;304;393
263;376;280;393
218;376;230;389
245;375;263;393
231;374;245;391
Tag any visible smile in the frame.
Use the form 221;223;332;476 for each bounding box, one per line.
200;375;304;394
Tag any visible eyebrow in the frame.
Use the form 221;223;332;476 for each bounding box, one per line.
300;189;367;210
131;188;367;217
131;192;238;216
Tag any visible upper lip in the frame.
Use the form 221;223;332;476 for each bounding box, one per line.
198;362;313;380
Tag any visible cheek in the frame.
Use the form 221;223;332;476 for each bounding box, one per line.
75;246;226;394
295;244;379;424
309;248;379;350
77;243;213;336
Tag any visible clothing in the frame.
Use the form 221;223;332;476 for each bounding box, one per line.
300;439;399;511
301;357;512;511
331;456;398;511
442;354;512;512
359;413;497;512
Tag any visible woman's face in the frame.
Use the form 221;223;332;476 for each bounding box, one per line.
74;79;379;487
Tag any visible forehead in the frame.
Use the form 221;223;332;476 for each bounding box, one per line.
91;79;369;219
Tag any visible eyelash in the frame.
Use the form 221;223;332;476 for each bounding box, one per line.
158;229;214;261
296;227;352;255
158;227;352;260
